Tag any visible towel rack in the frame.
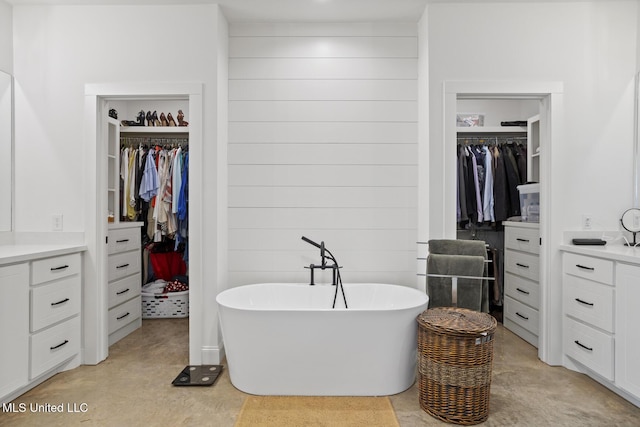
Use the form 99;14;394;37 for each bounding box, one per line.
418;273;494;280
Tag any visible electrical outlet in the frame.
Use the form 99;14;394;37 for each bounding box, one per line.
52;214;63;231
582;214;592;230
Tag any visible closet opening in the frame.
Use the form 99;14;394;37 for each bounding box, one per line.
83;83;204;367
439;81;564;366
455;97;539;331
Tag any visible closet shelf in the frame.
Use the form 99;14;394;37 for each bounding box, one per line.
120;126;188;134
457;126;526;134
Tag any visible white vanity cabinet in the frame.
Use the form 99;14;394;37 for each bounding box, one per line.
108;224;142;346
0;247;84;405
503;221;540;347
614;263;640;398
561;245;640;407
0;263;29;399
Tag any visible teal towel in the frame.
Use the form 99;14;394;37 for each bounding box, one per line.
427;254;485;312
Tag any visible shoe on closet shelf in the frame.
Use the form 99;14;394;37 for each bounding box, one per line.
152;111;161;126
137;110;146;126
177;110;188;127
146;111;154;126
109;109;118;119
167;112;177;127
159;112;169;126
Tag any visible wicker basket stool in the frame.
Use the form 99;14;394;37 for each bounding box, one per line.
417;307;497;425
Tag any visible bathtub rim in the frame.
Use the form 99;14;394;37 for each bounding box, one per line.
216;282;428;312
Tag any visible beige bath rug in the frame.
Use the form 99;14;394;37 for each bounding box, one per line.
234;395;400;427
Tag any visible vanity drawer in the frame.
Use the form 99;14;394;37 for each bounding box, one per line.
505;250;539;282
565;316;614;381
108;274;141;309
108;251;141;282
564;274;614;333
505;227;540;254
30;315;80;380
31;276;81;332
31;253;81;286
108;227;141;255
504;295;539;335
504;272;539;309
563;253;613;285
108;295;141;335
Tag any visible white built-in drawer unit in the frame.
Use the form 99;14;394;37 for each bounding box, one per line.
562;251;615;381
560;245;640;407
107;224;142;346
503;221;540;348
0;248;85;405
29;252;82;380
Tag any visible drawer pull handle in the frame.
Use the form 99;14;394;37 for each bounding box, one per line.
116;239;130;243
574;340;593;352
116;288;130;295
116;263;130;269
50;265;69;271
516;263;530;269
516;238;530;243
50;340;69;350
51;298;70;306
576;264;595;271
117;312;130;320
516;288;530;295
516;312;529;320
575;298;594;307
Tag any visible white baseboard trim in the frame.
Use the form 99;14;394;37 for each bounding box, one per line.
201;345;225;365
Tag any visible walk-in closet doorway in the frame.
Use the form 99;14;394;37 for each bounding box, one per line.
83;83;207;366
439;81;564;366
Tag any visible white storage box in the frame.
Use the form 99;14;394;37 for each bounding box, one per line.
456;113;485;127
142;290;189;319
517;183;540;222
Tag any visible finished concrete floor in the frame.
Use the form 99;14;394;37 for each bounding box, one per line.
2;317;640;426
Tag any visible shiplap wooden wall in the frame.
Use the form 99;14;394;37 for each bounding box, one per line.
228;23;418;287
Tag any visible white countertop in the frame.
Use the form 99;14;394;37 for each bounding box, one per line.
560;243;640;265
0;243;87;266
503;220;539;229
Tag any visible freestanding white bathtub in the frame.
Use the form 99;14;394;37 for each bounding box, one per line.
216;283;429;396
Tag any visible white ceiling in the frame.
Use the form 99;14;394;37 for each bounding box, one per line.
5;0;431;22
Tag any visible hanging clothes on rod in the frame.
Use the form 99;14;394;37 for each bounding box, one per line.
457;137;527;228
119;136;189;247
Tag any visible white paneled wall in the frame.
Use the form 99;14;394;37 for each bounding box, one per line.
228;23;418;287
